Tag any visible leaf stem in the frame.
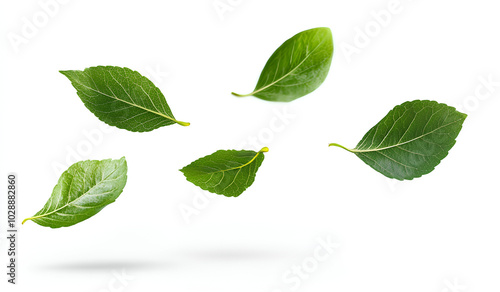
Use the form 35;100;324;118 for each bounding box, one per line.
175;120;191;127
259;147;269;153
328;143;354;153
231;92;253;97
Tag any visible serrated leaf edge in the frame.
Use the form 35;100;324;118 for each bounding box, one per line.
180;147;268;176
22;158;126;225
231;28;331;97
60;67;190;127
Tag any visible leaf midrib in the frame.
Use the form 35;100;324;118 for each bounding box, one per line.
250;39;325;96
23;166;121;223
189;151;265;177
71;77;179;124
334;118;464;154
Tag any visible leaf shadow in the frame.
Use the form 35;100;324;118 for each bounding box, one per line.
40;259;173;272
183;247;292;262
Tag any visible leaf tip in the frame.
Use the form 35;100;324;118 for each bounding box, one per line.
317;26;332;34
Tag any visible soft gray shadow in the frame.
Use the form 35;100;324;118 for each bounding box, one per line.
185;248;292;261
41;260;172;272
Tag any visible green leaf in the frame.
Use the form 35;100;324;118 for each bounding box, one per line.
329;100;467;180
23;157;128;228
60;66;189;132
180;147;268;197
232;27;334;102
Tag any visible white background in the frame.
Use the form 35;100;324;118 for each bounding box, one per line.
1;0;499;291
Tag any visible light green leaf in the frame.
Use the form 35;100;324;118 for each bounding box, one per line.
60;66;189;132
329;100;467;180
232;27;334;102
180;147;268;197
23;157;128;228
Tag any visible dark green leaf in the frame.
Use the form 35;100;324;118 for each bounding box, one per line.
60;66;189;132
330;100;467;180
232;27;334;102
180;147;268;197
23;157;128;228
